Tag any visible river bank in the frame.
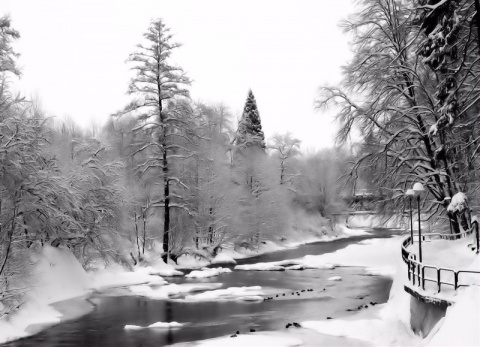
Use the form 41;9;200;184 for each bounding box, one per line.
0;227;394;346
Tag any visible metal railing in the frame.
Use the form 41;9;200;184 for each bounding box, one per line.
401;222;480;294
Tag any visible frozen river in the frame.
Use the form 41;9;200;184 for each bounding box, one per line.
5;229;402;347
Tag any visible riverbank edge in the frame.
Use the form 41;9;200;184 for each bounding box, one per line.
0;226;372;345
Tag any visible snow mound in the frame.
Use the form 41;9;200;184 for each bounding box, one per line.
447;192;468;213
124;325;143;330
124;321;183;330
427;286;480;346
148;321;183;328
185;267;232;278
189;334;303;347
128;283;223;299
91;266;167;290
184;286;264;301
328;276;342;281
211;253;237;265
33;245;92;304
234;263;286;271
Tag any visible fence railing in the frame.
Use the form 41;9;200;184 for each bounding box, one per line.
401;222;480;294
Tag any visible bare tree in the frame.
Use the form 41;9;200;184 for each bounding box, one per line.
268;132;301;185
316;0;479;231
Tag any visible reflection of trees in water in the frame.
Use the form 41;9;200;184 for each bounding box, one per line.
166;301;173;345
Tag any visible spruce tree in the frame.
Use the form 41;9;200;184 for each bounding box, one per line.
113;19;191;263
235;90;266;150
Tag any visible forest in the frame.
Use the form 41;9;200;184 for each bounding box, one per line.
0;16;350;317
0;0;479;334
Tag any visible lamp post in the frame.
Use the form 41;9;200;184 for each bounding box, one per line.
412;183;425;263
406;189;415;245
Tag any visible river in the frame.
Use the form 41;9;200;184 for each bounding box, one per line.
4;229;402;347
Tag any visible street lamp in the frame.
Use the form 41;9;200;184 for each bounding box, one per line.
406;189;415;245
412;182;425;263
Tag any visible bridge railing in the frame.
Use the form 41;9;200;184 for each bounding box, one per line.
401;222;480;294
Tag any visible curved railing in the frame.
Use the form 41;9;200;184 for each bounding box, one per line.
401;221;480;294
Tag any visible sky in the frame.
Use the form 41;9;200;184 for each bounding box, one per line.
1;0;353;151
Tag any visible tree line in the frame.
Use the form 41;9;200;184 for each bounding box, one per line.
318;0;479;233
0;16;349;317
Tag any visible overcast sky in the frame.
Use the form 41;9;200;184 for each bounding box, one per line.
1;0;353;151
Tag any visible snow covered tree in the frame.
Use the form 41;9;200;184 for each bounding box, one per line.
316;0;479;233
413;0;480;229
268;133;301;185
235;90;266;150
113;19;191;262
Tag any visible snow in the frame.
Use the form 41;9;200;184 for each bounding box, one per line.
0;245;92;343
183;286;265;302
328;276;342;281
234;237;400;276
447;192;468;213
90;266;168;290
185;267;232;278
124;324;143;330
429;123;438;136
31;245;92;304
211;253;237;265
128;283;223;299
407;233;480;296
182;334;303;347
0;245;185;344
426;286;480;346
124;321;183;330
301;246;421;346
338;225;371;236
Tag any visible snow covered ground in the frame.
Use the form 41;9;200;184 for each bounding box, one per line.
176;234;480;347
0;244;184;344
231;237;400;276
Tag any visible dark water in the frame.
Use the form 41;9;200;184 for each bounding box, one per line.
5;229;403;347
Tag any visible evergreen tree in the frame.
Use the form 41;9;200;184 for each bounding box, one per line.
235;90;266;150
113;19;191;263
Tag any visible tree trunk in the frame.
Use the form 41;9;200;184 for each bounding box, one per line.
475;0;480;56
208;207;213;245
134;210;141;261
162;149;170;263
0;200;16;277
142;207;147;255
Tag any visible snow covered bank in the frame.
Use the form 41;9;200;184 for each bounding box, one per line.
233;237;400;276
185;267;231;278
128;283;223;299
211;253;237;265
183;286;264;302
0;244;184;344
